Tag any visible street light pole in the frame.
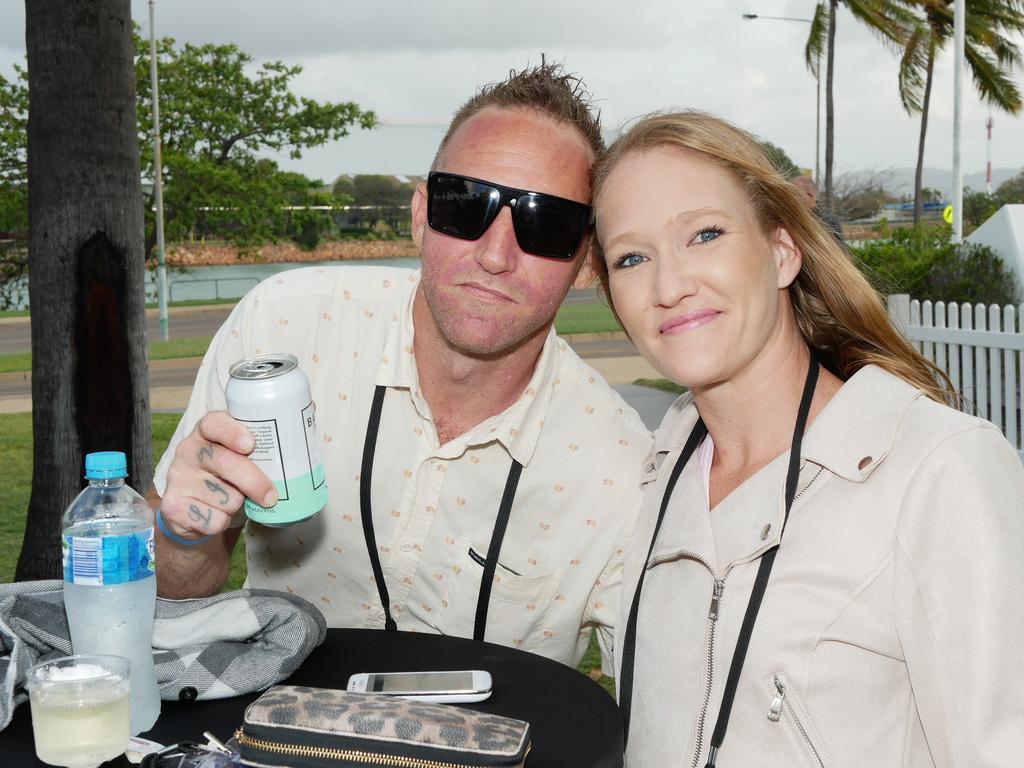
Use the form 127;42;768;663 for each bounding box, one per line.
952;0;965;244
741;13;819;184
148;0;169;340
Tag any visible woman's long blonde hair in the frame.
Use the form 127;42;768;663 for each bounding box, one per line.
590;110;956;406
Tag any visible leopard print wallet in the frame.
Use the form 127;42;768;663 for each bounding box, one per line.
236;684;532;767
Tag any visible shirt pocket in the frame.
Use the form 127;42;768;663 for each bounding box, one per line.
762;672;837;768
439;540;562;651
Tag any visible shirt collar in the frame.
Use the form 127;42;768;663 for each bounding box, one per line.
376;271;420;391
375;271;561;466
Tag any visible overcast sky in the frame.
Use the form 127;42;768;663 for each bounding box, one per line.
2;0;1022;187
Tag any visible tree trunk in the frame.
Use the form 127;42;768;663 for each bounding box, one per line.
913;45;936;227
824;0;838;210
17;0;153;580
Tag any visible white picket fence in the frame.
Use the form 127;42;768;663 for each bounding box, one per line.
887;294;1024;458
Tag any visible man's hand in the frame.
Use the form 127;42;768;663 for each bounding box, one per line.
158;411;278;542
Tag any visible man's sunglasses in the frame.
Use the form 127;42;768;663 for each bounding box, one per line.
426;171;593;260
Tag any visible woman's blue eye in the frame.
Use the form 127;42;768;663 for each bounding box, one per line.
694;226;724;244
614;253;647;269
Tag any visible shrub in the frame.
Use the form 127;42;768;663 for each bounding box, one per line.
850;224;1020;307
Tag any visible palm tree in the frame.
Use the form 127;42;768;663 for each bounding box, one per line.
806;1;917;210
899;0;1023;225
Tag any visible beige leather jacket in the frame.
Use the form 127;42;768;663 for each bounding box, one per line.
617;365;1024;768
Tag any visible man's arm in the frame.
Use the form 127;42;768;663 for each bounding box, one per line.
150;411;277;598
151;484;241;598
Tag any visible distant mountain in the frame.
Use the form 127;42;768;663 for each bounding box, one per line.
849;166;1022;198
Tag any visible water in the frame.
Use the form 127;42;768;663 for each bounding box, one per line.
5;256;420;310
150;258;421;304
62;578;159;736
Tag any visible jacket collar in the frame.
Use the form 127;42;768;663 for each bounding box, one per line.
800;364;923;482
652;365;923;480
646;365;925;569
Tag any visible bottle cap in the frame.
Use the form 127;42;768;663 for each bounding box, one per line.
85;451;128;479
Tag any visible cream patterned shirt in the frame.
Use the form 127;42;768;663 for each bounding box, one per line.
155;266;652;670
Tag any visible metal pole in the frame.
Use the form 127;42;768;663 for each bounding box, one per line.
952;0;965;244
986;114;993;194
815;48;821;186
149;0;169;340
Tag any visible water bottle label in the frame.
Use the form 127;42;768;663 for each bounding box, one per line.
62;529;156;585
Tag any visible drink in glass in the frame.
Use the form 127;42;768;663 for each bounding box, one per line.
26;654;131;768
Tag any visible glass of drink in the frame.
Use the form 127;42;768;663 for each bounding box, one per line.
26;654;131;768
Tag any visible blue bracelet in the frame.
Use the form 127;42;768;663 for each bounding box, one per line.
156;508;213;547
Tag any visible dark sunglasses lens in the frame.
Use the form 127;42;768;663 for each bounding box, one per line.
429;175;500;239
513;195;591;259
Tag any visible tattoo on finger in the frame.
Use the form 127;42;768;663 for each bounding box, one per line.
204;478;230;505
198;444;215;463
188;503;213;530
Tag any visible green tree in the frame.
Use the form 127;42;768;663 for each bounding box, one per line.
832;168;897;220
0;66;27;309
761;141;801;178
995;169;1024;202
899;0;1023;225
0;34;375;302
806;1;915;207
133;31;376;255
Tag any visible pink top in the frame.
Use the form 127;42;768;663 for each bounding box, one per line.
699;433;714;509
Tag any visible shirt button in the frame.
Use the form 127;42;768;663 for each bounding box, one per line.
400;543;413;552
760;524;772;540
858;456;873;470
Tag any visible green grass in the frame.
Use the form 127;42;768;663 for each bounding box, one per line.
144;298;239;309
149;336;213;362
0;337;212;373
0;352;31;374
0;297;241;319
553;302;621;335
0;413;32;583
0;411;607;691
0;304;622;374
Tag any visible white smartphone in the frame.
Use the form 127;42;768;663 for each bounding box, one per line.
346;669;493;703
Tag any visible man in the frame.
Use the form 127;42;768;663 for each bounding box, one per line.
792;174;845;243
150;64;652;672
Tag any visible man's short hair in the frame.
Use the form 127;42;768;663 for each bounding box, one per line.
433;62;604;169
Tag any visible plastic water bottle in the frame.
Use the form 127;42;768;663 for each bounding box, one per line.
61;451;160;735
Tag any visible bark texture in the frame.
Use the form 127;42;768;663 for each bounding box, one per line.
17;0;152;580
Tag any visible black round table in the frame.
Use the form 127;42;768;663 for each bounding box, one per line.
1;628;623;767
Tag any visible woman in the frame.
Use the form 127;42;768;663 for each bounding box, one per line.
591;111;1024;768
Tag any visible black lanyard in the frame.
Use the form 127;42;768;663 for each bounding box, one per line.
359;384;524;640
619;355;820;767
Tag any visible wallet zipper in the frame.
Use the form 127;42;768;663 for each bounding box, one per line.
235;728;530;768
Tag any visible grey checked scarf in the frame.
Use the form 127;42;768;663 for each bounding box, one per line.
0;580;326;731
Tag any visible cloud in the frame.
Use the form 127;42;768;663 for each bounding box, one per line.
0;0;1021;180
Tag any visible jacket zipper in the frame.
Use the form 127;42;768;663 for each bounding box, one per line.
766;676;825;768
792;466;824;504
690;576;725;768
235;728;529;768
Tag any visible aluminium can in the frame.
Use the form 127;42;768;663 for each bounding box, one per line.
225;353;328;526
